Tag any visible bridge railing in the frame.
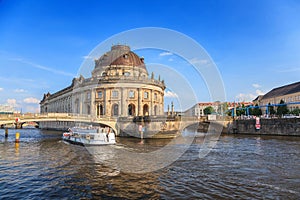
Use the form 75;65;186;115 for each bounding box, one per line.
0;113;117;122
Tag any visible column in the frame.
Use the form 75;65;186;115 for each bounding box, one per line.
138;88;142;116
91;89;95;117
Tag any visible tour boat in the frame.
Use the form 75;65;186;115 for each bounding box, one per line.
62;126;116;146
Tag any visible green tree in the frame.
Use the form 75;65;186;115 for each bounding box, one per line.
268;103;276;115
204;106;215;115
250;104;262;116
236;104;246;116
290;108;300;115
276;100;289;116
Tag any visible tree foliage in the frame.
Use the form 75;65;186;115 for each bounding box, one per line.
276;100;289;116
250;104;262;116
290;108;300;115
268;103;276;115
204;106;215;115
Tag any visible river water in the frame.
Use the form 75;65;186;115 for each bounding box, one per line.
0;128;299;199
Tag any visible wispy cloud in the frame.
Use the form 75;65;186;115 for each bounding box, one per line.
82;55;95;60
0;88;3;92
7;98;18;107
14;89;27;93
235;93;256;102
159;52;173;56
275;66;300;73
23;97;40;104
252;83;261;88
235;89;265;102
164;90;178;98
189;57;209;65
11;58;75;77
255;89;264;95
24;105;40;113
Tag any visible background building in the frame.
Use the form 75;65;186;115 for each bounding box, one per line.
184;101;253;118
40;45;166;118
255;81;300;113
0;104;15;114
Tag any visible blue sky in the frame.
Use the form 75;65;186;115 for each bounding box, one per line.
0;0;300;112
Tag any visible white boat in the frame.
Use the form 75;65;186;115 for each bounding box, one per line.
62;126;116;146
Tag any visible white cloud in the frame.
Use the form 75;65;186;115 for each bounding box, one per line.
14;89;27;93
235;93;256;102
164;91;178;98
256;89;264;95
7;98;17;106
252;83;261;88
0;87;3;92
235;89;265;102
23;97;40;104
159;52;173;56
189;57;209;65
168;58;173;62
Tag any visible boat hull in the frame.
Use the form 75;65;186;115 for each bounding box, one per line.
62;137;115;146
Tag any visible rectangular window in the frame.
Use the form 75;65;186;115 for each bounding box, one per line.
98;91;103;98
129;90;135;98
112;90;119;98
144;91;149;99
87;92;91;100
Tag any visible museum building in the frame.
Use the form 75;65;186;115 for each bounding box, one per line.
40;45;166;118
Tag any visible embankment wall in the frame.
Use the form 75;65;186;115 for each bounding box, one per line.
227;118;300;136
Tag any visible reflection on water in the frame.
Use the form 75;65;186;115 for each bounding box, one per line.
0;128;299;199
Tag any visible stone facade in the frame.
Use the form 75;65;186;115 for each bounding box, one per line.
228;118;300;136
40;45;165;118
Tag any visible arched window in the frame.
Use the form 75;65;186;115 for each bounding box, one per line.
97;104;104;116
112;104;119;116
143;104;149;116
75;99;80;113
128;104;136;116
100;105;104;115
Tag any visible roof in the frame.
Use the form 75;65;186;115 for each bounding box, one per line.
94;45;146;70
261;81;300;100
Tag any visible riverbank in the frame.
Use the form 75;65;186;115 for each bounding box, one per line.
227;118;300;136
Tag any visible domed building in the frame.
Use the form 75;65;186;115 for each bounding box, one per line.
40;45;166;120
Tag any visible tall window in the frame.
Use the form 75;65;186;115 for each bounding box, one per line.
98;91;103;98
154;93;158;100
144;91;149;99
112;90;119;98
128;104;136;116
129;90;135;98
143;104;149;115
87;105;90;115
112;104;119;116
154;105;158;116
87;92;91;100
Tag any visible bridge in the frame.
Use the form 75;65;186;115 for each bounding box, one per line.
0;113;118;133
0;113;228;137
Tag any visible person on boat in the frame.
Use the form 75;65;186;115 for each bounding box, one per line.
106;128;110;142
